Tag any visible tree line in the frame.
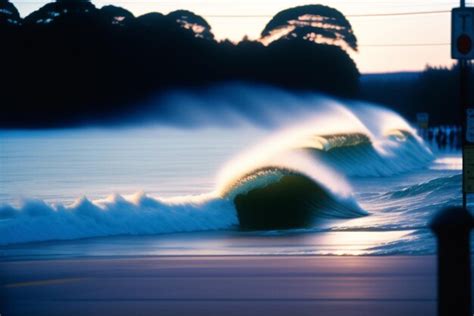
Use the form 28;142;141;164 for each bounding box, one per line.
1;0;470;128
360;65;474;126
0;0;360;127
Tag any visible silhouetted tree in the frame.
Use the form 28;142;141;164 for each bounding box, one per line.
168;10;214;40
23;0;98;25
261;4;357;51
261;38;359;95
0;1;362;127
0;0;21;25
134;12;166;28
100;5;134;26
412;65;473;125
359;65;474;125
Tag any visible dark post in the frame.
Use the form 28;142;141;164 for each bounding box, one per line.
461;59;469;208
430;207;473;316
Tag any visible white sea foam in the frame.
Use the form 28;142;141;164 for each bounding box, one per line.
0;192;238;245
0;88;435;245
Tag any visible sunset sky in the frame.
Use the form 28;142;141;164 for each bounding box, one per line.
12;0;474;73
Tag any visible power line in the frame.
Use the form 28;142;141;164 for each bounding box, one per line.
348;9;449;17
200;10;451;18
8;3;453;18
360;43;449;47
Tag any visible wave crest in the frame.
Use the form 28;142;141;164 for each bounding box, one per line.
0;97;436;244
0;193;238;245
221;167;366;230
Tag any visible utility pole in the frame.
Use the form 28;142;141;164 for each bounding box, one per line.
461;59;469;208
452;1;473;208
431;5;474;316
461;0;467;209
430;207;473;316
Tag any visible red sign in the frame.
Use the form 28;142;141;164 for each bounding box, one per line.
457;34;472;55
452;8;474;60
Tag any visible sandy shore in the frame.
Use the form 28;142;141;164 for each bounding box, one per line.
0;255;439;316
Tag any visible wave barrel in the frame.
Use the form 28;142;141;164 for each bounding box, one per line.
235;175;322;230
233;173;364;230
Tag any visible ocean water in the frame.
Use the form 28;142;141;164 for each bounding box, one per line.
0;127;266;204
0;87;466;258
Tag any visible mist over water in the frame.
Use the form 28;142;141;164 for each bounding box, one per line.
0;84;461;255
117;83;372;128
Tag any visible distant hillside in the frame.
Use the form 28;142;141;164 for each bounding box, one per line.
359;67;473;126
360;72;421;83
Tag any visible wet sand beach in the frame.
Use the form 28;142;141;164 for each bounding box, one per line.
0;255;442;316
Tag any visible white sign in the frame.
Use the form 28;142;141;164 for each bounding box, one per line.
452;7;474;59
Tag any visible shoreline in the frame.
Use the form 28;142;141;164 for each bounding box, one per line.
0;255;445;316
0;229;430;259
0;252;437;262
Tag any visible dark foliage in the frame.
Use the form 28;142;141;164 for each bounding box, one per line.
359;65;474;125
167;9;214;40
0;0;359;128
0;0;20;25
261;4;357;51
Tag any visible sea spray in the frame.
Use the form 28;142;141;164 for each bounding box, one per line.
0;86;434;244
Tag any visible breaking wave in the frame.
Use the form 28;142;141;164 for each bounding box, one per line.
298;131;433;177
0;92;435;245
0;193;238;245
221;167;366;230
